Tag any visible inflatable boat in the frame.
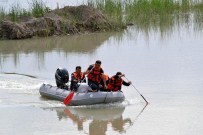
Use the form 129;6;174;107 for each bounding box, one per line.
39;83;125;106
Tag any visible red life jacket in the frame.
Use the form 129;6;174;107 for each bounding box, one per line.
72;72;84;81
87;65;102;83
107;75;123;91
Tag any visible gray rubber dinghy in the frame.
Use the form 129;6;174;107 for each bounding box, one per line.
39;83;125;106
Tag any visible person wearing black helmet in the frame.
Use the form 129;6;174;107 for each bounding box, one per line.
85;60;107;91
107;72;131;91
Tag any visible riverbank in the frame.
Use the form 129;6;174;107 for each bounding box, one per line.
0;5;126;40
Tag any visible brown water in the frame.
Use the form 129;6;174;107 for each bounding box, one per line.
1;1;203;134
1;26;203;135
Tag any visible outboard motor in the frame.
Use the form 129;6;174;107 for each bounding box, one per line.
55;68;69;89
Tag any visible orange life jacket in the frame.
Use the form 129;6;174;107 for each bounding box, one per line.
87;64;102;83
107;75;123;91
72;72;84;81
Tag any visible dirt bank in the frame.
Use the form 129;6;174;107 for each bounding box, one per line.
0;5;126;40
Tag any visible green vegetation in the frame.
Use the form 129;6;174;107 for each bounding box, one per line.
0;7;6;21
0;0;48;22
1;0;203;32
87;0;202;22
87;0;124;26
30;0;49;17
124;0;194;22
9;3;25;22
87;0;203;32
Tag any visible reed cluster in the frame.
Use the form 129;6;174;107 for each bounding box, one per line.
87;0;124;26
0;7;6;21
87;0;203;32
29;0;49;17
0;0;48;22
1;0;203;31
87;0;203;22
125;0;194;22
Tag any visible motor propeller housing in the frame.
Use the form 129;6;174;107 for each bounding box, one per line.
55;68;69;89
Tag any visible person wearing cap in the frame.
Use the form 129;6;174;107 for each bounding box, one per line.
70;66;85;91
107;72;131;91
85;60;107;91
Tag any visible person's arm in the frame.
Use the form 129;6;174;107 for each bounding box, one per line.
71;73;78;83
120;74;131;86
80;74;86;83
101;74;106;85
100;69;107;89
122;80;131;86
84;65;94;75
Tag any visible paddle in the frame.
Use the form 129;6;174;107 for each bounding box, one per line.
63;91;74;105
124;76;148;104
63;76;86;106
63;66;93;106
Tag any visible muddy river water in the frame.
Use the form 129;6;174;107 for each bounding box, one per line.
1;1;203;135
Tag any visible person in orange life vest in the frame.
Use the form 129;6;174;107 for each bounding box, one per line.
108;72;131;91
70;66;85;91
85;60;107;91
100;74;109;91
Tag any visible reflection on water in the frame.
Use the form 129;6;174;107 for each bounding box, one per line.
0;1;203;135
87;0;203;37
0;32;123;69
42;105;147;135
134;11;203;39
193;9;203;30
0;9;202;68
0;32;116;54
0;6;203;71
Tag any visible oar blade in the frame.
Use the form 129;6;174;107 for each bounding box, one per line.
63;91;74;106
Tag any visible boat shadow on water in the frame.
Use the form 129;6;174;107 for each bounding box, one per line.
42;104;148;135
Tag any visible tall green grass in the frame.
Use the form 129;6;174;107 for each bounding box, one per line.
87;0;124;26
0;0;48;22
0;7;6;21
87;0;203;32
1;0;203;31
29;0;49;17
9;3;24;22
87;0;200;23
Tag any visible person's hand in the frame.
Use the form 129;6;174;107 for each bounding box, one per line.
128;81;132;85
83;71;87;76
119;74;125;78
74;79;78;83
99;84;103;88
88;89;97;92
104;85;107;89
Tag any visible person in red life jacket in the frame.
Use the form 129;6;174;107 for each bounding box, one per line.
100;74;109;91
108;72;131;91
85;60;107;91
70;66;85;91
